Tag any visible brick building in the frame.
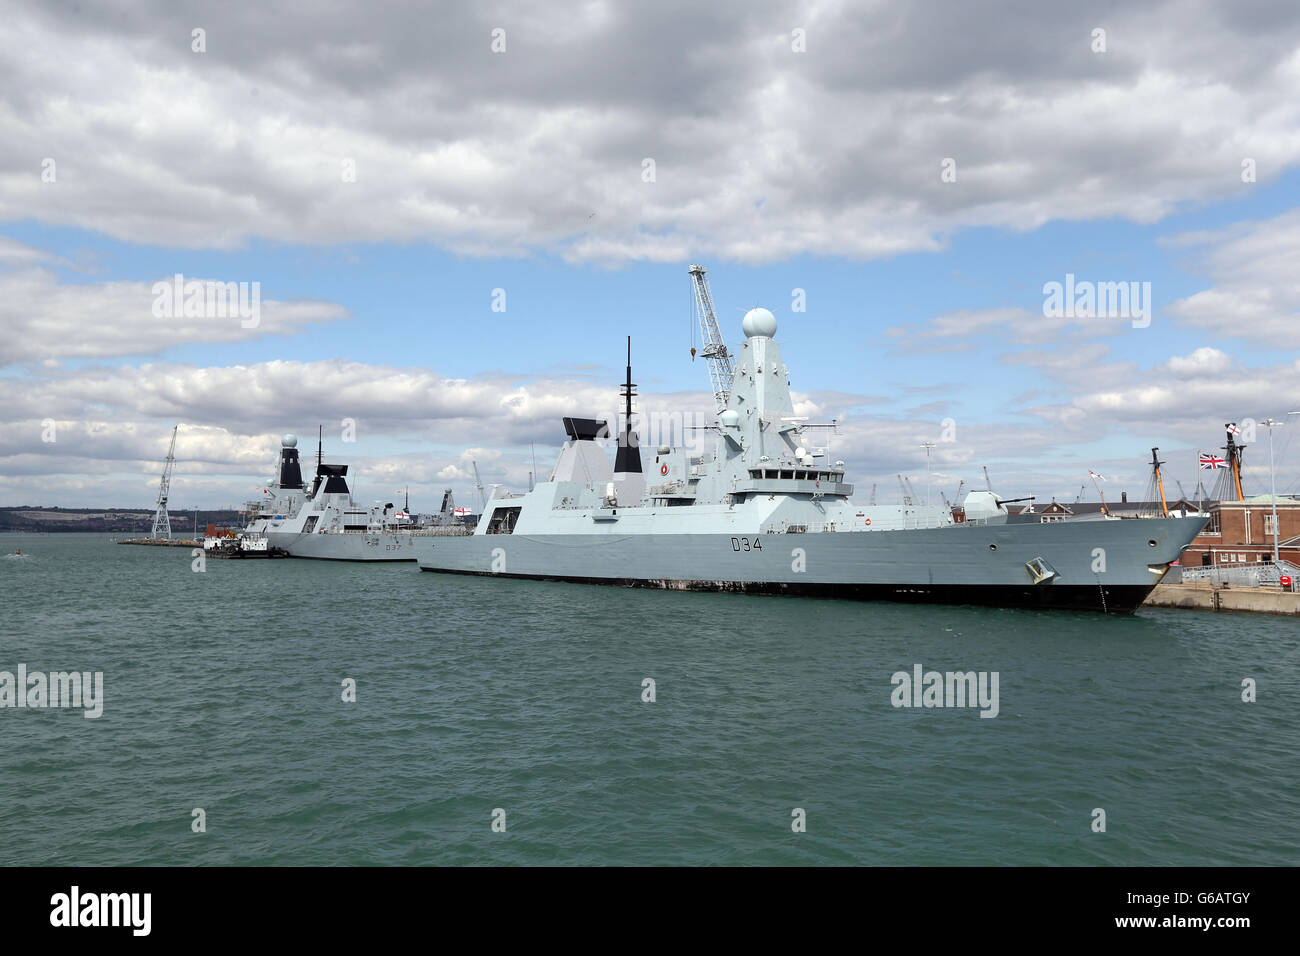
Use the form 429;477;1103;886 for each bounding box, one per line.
1180;496;1300;567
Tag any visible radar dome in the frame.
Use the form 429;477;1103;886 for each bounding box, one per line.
741;307;777;338
282;434;298;448
720;410;740;428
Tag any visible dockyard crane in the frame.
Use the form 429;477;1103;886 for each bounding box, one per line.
151;424;178;540
688;265;735;411
897;474;913;507
471;460;488;512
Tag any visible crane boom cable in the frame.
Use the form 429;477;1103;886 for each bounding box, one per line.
688;264;734;411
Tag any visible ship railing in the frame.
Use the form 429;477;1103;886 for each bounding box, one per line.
411;526;472;537
1180;559;1299;588
763;515;982;534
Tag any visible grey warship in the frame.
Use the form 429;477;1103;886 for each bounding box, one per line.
416;292;1205;613
241;433;418;561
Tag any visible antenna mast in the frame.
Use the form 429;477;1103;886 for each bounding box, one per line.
688;264;734;411
151;424;179;539
615;336;642;474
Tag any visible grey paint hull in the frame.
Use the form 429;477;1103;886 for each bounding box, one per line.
415;516;1205;612
269;530;417;562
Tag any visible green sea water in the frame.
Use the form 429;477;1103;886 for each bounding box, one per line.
1;533;1296;866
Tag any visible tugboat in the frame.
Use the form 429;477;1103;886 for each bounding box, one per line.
414;295;1206;613
240;433;417;561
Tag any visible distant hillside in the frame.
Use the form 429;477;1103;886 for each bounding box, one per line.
0;507;245;533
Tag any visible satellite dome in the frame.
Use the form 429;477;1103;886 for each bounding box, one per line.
282;434;298;448
720;409;740;428
742;307;777;338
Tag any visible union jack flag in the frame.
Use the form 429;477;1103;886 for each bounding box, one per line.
1199;453;1227;469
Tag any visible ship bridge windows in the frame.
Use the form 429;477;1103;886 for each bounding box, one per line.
748;468;844;482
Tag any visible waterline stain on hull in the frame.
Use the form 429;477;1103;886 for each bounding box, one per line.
418;566;1155;613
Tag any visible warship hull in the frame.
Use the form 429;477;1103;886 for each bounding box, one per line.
416;515;1206;613
268;530;416;562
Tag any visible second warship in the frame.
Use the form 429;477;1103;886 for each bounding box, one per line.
240;433;419;561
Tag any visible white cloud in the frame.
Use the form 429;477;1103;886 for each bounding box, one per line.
2;1;1299;263
1164;346;1233;377
1167;209;1300;342
0;267;348;365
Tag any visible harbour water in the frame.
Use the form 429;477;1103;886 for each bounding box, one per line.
2;533;1297;866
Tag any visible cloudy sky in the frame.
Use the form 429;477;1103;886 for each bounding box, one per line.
2;0;1299;513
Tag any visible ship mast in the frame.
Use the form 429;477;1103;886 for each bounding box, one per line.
1227;425;1244;501
1150;447;1169;517
1214;424;1246;502
688;264;734;411
151;424;179;539
614;336;642;474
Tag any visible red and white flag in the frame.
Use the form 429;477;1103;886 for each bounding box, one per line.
1089;470;1106;481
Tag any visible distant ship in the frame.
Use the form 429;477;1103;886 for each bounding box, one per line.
415;300;1206;613
241;434;420;561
